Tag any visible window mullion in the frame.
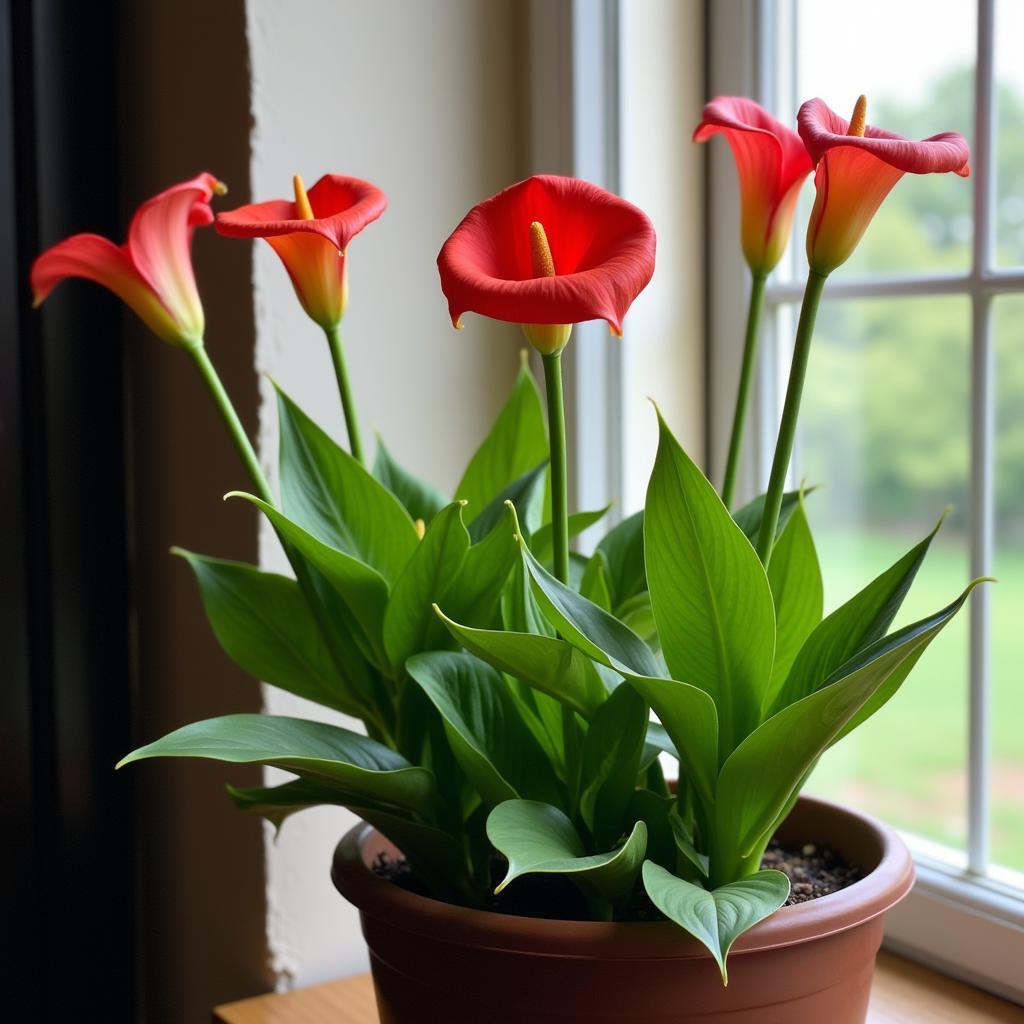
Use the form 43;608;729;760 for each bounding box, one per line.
967;0;997;877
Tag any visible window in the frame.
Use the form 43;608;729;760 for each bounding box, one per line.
710;0;1024;1000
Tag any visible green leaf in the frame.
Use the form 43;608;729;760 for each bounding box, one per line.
174;549;358;716
579;683;649;848
644;410;775;754
229;493;390;670
642;862;789;983
231;779;466;897
455;353;548;521
405;651;560;807
467;461;548;543
715;580;986;864
668;805;710;879
488;800;646;905
626;789;676;869
595;510;646;612
382;502;471;671
731;488;808;545
770;513;947;714
442;502;520;630
515;525;662;679
623;675;718;809
765;498;823;704
119;714;435;812
531;505;612;564
276;383;418;583
435;610;608;718
372;435;450;524
618;591;658;649
579;552;613;612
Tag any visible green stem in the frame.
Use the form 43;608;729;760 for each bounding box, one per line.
541;352;570;584
325;324;365;465
541;351;577;803
189;345;274;505
721;272;767;510
755;270;828;567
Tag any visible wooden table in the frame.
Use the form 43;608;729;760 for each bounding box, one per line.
214;951;1024;1023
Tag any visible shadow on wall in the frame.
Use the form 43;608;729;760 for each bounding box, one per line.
119;2;269;1020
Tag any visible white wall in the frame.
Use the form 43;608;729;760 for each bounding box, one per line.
246;0;528;990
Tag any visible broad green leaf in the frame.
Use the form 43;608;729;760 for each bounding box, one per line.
765;499;823;703
276;384;418;582
643;721;679;762
230;779;467;897
406;651;560;807
579;552;613;612
372;434;450;524
644;411;775;754
467;460;547;543
516;523;662;679
488;800;646;905
435;610;607;718
642;862;789;983
455;354;548;520
229;493;389;669
119;714;435;812
383;502;470;671
769;513;947;714
579;683;649;848
715;580;985;863
531;505;612;564
624;675;718;809
618;591;658;648
626;789;676;869
504;676;566;772
731;489;807;545
668;804;710;879
442;503;520;630
595;510;646;612
501;552;556;638
174;549;358;716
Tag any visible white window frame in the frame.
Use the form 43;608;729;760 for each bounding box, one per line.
709;0;1024;1003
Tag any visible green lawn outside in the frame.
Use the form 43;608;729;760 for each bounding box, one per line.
805;527;1024;872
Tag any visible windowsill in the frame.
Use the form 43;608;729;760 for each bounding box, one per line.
212;951;1024;1023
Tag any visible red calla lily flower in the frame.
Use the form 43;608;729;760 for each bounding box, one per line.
216;174;387;331
436;174;656;343
694;97;814;275
798;97;970;274
31;172;224;348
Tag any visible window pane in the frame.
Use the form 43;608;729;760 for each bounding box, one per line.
993;295;1024;872
779;0;976;279
795;295;971;851
995;0;1024;267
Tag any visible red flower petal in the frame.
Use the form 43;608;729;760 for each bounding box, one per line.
215;174;388;252
694;97;813;273
437;175;656;335
798;98;970;177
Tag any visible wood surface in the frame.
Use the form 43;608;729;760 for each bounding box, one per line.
213;950;1024;1023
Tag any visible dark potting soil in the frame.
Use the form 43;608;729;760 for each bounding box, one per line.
371;839;864;919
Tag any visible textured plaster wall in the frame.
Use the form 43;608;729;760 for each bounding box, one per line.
246;0;528;989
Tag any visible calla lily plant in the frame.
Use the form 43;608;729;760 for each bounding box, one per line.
33;95;983;983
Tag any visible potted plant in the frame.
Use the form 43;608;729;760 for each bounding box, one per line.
32;96;980;1023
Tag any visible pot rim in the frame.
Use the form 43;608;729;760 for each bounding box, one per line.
331;794;914;961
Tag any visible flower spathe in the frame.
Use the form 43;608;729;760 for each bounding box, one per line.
216;174;387;331
437;174;656;339
31;172;224;348
799;97;970;275
694;97;814;275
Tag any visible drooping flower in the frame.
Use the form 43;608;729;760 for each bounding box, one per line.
436;174;656;349
799;96;970;275
31;172;224;348
694;97;814;275
215;174;387;331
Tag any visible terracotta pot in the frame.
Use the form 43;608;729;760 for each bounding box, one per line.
331;795;914;1023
